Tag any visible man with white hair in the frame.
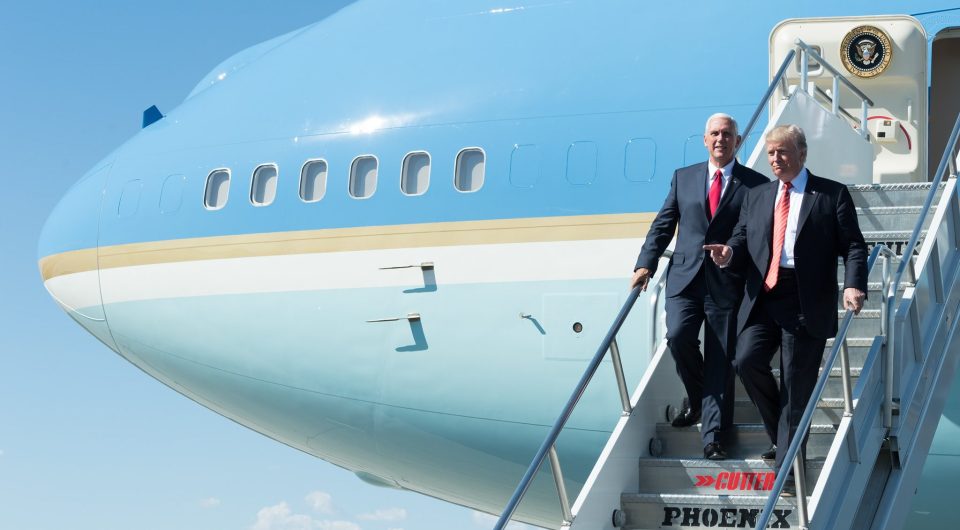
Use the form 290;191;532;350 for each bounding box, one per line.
632;113;768;460
705;124;867;492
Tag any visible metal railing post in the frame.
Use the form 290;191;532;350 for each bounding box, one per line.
861;100;870;139
548;447;573;525
831;76;840;116
840;338;854;416
609;338;632;414
800;47;809;95
885;283;896;429
793;456;809;529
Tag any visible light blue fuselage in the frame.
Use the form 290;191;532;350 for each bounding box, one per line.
37;2;960;527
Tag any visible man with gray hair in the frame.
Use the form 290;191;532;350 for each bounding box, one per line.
704;124;867;492
632;113;767;460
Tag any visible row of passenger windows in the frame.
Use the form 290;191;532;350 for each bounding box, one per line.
203;148;486;210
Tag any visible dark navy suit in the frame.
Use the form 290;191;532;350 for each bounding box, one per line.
636;161;768;446
726;172;867;469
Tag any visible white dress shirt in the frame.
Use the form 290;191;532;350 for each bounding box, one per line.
707;159;736;199
774;167;808;269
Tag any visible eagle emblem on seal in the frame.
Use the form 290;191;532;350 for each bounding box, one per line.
841;25;892;78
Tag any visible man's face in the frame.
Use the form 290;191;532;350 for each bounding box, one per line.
766;139;805;181
703;118;740;167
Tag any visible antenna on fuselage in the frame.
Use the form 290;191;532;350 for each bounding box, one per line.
141;105;163;128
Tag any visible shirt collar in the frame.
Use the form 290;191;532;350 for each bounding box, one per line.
780;167;808;192
708;159;737;179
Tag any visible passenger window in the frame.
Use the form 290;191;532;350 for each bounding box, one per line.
350;155;378;198
160;174;186;214
204;169;230;210
250;164;278;206
401;152;430;195
455;148;485;192
118;180;142;218
300;159;328;202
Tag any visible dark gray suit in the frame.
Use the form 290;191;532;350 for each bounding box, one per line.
637;161;767;446
726;171;867;469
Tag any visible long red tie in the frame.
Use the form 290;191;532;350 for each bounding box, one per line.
708;169;722;219
764;181;792;291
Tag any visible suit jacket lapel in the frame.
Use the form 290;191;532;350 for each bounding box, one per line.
715;162;744;215
757;181;778;264
797;173;819;234
694;162;710;220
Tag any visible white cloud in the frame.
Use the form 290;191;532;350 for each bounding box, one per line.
357;508;406;522
200;497;221;508
471;511;538;530
315;523;361;530
305;491;335;514
250;501;360;530
253;502;314;530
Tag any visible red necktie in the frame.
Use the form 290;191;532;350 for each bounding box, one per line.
708;169;722;219
764;181;792;291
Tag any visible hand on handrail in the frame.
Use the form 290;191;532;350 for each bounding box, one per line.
843;287;866;315
630;267;652;291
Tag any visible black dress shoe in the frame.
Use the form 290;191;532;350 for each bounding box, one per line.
704;442;727;460
781;478;797;497
671;407;701;428
761;445;776;461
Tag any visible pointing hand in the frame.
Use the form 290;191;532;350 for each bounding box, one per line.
703;244;732;267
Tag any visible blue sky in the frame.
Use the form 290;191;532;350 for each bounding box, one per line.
0;3;533;529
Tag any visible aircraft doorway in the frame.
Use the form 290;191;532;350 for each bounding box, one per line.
930;28;960;179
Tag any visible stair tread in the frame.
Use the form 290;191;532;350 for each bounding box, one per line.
658;422;836;433
848;182;938;191
855;205;926;214
624;492;804;504
733;396;843;407
637;457;824;468
862;229;926;238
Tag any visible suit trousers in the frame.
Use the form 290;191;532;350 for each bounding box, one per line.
664;271;737;446
734;268;827;470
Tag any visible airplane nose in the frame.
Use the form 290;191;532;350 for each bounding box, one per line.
38;161;117;349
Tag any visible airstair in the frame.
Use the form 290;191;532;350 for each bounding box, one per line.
494;39;960;530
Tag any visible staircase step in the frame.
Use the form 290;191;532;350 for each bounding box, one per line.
620;492;804;530
734;398;844;425
861;230;926;256
848;182;940;209
651;424;836;460
837;308;882;336
855;205;932;231
836;256;914;283
636;457;824;496
730;363;863;402
824;337;875;366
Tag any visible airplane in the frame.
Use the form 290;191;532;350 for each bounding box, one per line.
36;1;960;528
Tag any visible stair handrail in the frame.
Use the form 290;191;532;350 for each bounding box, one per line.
736;49;795;158
884;111;960;427
493;250;672;529
753;243;894;530
737;38;875;160
794;39;874;139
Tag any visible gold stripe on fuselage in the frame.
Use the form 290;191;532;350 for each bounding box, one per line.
39;213;657;281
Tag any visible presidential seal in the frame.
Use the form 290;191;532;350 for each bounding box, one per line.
840;25;892;78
